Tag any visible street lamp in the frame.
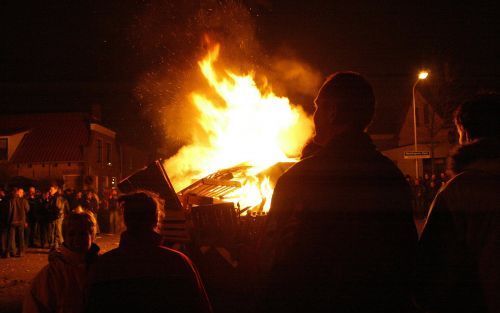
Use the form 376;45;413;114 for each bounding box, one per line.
412;70;429;178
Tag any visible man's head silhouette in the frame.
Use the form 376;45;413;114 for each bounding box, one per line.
119;192;158;234
313;71;375;145
454;93;500;144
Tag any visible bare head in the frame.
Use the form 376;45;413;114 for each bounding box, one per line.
16;188;24;198
63;211;97;254
119;192;158;234
49;183;59;196
454;93;500;145
313;72;375;145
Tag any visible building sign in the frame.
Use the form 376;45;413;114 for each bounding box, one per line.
404;151;431;159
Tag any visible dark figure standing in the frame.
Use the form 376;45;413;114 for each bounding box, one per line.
72;191;86;211
417;94;500;313
26;187;41;247
46;185;69;249
86;192;212;313
37;192;52;249
8;187;30;257
260;72;417;313
413;178;427;219
0;188;10;258
107;188;119;234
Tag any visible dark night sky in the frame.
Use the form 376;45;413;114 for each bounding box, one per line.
1;1;499;150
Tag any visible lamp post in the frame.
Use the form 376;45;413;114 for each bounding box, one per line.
412;70;429;179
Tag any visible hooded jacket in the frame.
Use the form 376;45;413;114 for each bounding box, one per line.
23;244;99;313
417;138;500;313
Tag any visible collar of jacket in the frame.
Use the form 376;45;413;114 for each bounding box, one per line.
319;131;376;156
49;243;100;266
119;230;162;249
449;137;500;174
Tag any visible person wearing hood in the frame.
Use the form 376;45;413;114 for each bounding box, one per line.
416;94;500;313
23;210;99;313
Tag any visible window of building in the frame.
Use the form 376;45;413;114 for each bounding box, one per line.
105;142;111;165
0;138;7;161
97;139;102;163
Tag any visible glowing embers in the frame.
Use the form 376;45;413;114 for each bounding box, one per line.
179;162;294;214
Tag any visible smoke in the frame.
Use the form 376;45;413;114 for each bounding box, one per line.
133;1;322;184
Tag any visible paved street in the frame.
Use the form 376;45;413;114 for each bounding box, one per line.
0;233;120;313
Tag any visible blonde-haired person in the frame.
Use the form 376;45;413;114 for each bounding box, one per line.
23;211;100;313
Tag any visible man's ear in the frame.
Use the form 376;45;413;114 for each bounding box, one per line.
457;124;468;144
464;130;472;143
327;105;337;125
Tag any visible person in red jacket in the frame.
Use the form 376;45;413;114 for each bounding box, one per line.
86;192;212;313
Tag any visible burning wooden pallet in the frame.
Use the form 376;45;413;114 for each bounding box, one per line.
118;160;294;247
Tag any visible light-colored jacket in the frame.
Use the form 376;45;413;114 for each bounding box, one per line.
23;245;98;313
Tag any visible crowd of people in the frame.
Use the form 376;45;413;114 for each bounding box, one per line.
0;71;497;313
0;184;122;258
406;172;450;219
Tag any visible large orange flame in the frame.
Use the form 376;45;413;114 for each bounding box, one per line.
164;43;313;211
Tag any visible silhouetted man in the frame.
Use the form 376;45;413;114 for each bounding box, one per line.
26;186;40;248
9;187;29;257
260;72;417;313
0;188;10;258
417;94;500;313
46;185;69;249
86;192;212;313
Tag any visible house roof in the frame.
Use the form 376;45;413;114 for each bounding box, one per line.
0;113;90;163
0;127;30;136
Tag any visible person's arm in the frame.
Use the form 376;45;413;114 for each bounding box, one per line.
184;257;213;313
415;188;464;311
257;178;289;273
23;267;54;313
25;200;30;228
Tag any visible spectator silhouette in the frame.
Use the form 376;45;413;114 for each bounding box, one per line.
0;188;11;258
259;72;417;313
8;187;29;257
26;187;41;248
86;192;212;313
417;94;500;313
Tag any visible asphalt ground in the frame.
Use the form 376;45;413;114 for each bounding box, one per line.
0;219;426;313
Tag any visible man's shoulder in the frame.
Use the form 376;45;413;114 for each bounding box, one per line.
156;246;195;267
440;169;500;198
281;150;402;179
279;155;323;179
98;244;191;264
